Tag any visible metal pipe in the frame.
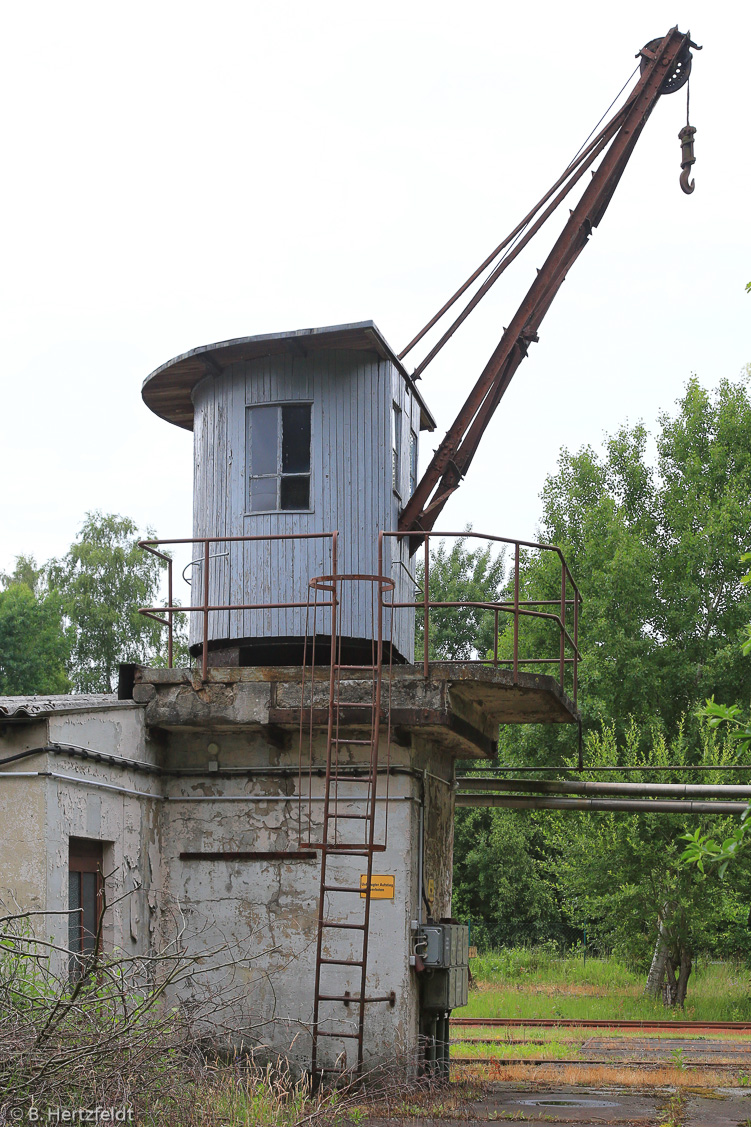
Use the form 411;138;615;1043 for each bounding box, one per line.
456;778;751;799
417;777;425;927
464;764;751;773
0;769;418;804
0;746;446;786
0;770;163;801
456;795;750;814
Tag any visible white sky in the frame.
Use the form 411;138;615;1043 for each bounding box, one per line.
1;0;748;579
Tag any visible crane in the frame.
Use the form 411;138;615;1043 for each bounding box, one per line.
398;26;700;547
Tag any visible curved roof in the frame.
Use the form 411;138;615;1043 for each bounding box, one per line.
142;320;436;432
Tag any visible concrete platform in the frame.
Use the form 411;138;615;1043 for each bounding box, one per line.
133;662;578;758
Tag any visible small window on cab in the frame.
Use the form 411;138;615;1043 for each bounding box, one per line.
247;403;312;513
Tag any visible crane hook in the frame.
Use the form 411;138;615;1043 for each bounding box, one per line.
679;124;696;194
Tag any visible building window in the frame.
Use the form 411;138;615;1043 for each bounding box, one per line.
247;404;312;513
392;404;402;498
69;838;103;979
409;430;418;495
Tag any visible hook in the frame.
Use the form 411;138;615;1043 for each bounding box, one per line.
678;124;696;195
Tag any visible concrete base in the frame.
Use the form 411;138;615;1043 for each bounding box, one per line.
0;662;576;1074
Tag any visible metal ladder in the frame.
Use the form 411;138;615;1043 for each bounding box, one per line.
301;573;394;1084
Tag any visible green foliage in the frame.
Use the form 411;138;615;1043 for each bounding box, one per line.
415;533;505;661
544;721;751;974
681;557;751;876
458;950;751;1023
47;511;173;692
452;808;575;951
0;562;70;694
494;376;751;775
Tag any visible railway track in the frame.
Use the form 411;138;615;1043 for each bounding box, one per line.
451;1058;746;1069
452;1018;751;1032
449;1019;751;1071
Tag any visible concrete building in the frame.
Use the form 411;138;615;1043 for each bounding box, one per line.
0;322;579;1079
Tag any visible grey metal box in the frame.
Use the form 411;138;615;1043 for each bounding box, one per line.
421;965;469;1011
421;923;469;968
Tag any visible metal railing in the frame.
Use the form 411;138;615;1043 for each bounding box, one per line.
138;532;338;680
138;529;581;701
378;530;582;703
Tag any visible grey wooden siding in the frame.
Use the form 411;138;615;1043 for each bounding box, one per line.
191;349;419;661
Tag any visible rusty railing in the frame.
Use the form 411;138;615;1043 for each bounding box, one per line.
138;532;338;681
138;529;581;702
378;530;582;704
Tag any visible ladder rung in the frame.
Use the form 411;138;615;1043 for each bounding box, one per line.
332;813;370;820
315;1030;361;1040
333;702;374;709
322;885;364;894
337;664;377;671
321;920;366;930
323;847;371;856
318;994;392;1004
332;739;373;746
319;957;364;966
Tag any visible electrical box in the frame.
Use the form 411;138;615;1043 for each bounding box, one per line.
421;922;469;969
416;922;469;1012
421;964;469;1010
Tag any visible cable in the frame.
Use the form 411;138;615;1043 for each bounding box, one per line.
566;64;639;169
399;63;640;373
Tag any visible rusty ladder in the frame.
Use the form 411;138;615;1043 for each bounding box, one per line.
302;573;395;1085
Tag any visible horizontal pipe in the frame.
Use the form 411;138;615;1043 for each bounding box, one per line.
466;764;751;773
456;794;749;815
457;778;751;799
0;747;450;786
0;770;418;804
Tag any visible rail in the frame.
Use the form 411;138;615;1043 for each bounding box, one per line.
379;530;582;703
138;529;582;702
138;532;338;681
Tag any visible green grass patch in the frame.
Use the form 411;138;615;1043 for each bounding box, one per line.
457;950;751;1023
451;1038;580;1060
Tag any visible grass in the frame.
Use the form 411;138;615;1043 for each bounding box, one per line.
458;950;751;1023
451;1037;578;1060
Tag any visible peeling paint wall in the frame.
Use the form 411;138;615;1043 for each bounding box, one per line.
0;775;47;917
0;696;462;1073
156;728;420;1072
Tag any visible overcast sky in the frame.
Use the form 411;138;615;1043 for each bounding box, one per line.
1;0;748;580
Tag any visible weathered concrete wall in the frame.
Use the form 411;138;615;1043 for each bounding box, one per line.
157;727;420;1072
0;773;47;916
0;704;161;977
0;684;466;1074
48;701;152;764
411;740;455;923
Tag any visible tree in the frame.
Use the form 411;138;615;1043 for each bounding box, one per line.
452;805;575;951
499;375;751;767
415;535;573;947
545;721;751;1007
415;533;506;661
682;556;751;875
0;561;70;695
47;512;171;693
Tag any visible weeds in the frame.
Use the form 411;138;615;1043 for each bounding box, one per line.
460;948;751;1022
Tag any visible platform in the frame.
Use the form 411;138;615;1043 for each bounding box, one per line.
132;662;578;758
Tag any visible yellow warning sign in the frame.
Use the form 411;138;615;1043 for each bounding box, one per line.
360;874;395;899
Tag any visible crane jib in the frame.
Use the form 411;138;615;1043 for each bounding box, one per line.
398;27;699;548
